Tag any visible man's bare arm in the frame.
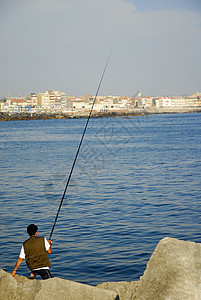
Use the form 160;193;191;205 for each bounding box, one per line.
47;240;52;254
11;257;23;277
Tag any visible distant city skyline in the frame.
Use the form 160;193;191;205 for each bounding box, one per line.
1;0;201;97
1;89;200;99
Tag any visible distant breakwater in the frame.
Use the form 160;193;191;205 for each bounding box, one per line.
1;107;201;121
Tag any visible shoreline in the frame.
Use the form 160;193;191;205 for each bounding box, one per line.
1;107;201;121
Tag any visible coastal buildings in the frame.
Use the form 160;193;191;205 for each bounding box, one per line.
0;91;201;113
41;90;67;109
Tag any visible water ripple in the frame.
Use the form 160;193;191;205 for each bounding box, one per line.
0;114;201;285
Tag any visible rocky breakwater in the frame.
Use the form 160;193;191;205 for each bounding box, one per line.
98;237;201;300
0;111;131;121
0;270;119;300
1;237;201;299
1;107;201;121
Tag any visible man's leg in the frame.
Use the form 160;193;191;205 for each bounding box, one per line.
32;269;53;280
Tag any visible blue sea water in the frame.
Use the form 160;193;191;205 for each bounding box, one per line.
0;113;201;285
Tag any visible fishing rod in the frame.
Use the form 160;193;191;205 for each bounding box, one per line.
49;52;112;240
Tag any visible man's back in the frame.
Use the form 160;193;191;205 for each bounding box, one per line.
23;236;51;270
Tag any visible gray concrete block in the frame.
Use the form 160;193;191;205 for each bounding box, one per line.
97;237;201;300
0;269;119;300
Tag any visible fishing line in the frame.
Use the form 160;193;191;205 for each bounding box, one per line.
49;51;112;240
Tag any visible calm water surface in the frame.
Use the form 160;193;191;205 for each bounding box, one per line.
0;113;201;285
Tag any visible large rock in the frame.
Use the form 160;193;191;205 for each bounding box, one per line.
97;237;201;299
136;237;201;299
0;269;119;300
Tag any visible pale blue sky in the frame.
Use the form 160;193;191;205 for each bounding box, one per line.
0;0;201;97
126;0;201;12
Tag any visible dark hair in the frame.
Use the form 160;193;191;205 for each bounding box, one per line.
27;224;38;236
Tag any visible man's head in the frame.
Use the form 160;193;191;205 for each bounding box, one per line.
27;224;38;236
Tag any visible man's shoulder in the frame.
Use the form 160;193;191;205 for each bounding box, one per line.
36;236;46;245
23;236;45;245
23;237;31;245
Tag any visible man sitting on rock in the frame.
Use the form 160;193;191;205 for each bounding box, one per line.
11;224;52;280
